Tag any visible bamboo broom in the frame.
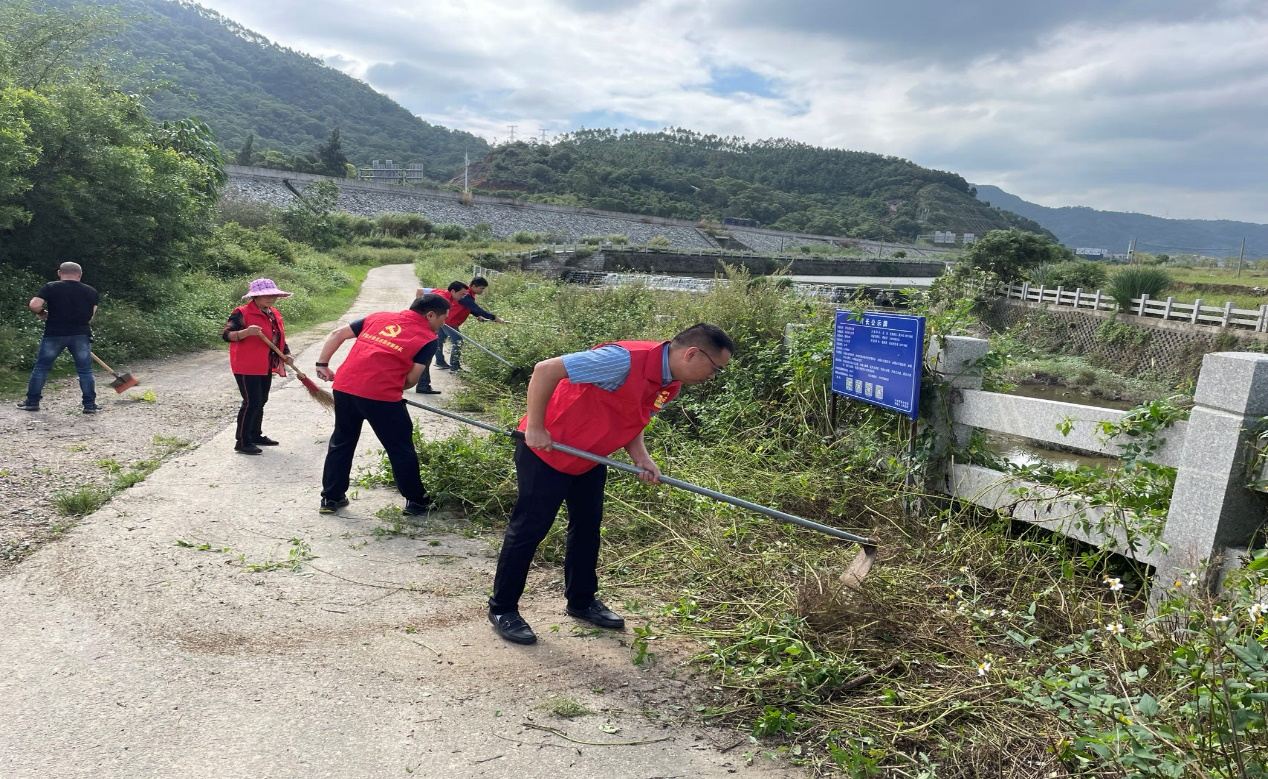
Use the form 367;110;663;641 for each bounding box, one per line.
254;333;335;410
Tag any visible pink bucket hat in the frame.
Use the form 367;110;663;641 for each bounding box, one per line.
242;278;293;299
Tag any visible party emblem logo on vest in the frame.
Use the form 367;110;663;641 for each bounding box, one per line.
379;324;403;338
653;389;673;409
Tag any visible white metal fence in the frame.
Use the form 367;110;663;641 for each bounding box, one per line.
1001;282;1268;332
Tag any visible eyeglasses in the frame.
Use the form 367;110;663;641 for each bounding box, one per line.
697;348;725;373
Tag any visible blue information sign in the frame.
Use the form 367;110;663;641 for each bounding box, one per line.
831;310;926;419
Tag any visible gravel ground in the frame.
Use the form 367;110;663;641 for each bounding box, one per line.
0;265;804;779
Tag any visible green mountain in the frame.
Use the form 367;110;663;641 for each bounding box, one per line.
74;0;489;177
974;185;1268;259
58;0;1048;242
462;129;1053;242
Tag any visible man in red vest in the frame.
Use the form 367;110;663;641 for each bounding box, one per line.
434;276;504;371
488;323;734;644
312;293;450;515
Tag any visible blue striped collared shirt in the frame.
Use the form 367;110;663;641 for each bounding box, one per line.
561;343;672;395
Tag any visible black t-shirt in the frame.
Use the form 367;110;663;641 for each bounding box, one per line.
36;280;99;336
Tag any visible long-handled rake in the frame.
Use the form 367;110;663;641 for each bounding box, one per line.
90;353;139;393
253;334;335;410
403;397;878;588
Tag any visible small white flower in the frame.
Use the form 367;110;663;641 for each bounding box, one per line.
1250;603;1267;619
977;662;991;676
1106;622;1126;635
1213;613;1231;624
1187;573;1199;586
1000;609;1011;616
1104;577;1123;592
959;565;970;574
979;609;996;618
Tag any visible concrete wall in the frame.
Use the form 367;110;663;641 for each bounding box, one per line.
990;298;1268;382
601;250;946;278
222;165;954;258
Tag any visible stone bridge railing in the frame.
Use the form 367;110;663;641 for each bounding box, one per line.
927;336;1268;599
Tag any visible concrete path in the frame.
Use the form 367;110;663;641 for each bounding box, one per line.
0;265;800;778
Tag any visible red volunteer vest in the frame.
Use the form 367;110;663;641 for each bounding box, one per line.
333;310;436;401
518;341;681;475
443;291;473;328
228;303;286;376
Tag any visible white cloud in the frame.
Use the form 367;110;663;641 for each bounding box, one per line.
191;0;1268;223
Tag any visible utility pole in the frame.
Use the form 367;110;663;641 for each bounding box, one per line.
539;128;548;143
463;152;470;193
1237;237;1246;277
1127;237;1136;265
507;125;517;143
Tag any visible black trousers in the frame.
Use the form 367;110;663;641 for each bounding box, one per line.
233;373;272;447
488;441;607;614
321;390;429;504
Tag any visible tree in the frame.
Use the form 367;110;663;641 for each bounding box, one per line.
0;1;224;296
316;127;347;177
963;229;1075;282
235;132;255;165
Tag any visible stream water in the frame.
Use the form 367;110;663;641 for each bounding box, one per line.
985;384;1136;470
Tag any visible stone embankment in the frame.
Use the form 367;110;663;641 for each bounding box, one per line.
224;165;948;259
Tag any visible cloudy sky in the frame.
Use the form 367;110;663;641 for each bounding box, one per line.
191;0;1267;223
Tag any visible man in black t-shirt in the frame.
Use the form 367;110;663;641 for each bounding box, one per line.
18;262;101;413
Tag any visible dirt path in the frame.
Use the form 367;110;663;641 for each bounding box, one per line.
0;265;802;778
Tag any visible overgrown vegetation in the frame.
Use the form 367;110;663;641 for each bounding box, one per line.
359;246;1268;776
469;129;1052;241
1109;267;1173;310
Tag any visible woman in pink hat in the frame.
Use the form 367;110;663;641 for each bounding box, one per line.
222;278;296;454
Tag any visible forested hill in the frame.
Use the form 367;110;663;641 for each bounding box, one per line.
463;129;1051;242
73;0;489;178
975;185;1268;259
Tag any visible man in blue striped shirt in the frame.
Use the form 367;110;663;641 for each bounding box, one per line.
488;324;734;645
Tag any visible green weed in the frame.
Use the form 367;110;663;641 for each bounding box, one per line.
538;697;593;719
51;486;109;516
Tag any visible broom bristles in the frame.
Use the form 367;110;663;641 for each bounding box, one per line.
295;371;336;410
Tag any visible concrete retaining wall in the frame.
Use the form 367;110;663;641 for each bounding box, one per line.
222;165;954;258
602;250;946;278
990;298;1268;382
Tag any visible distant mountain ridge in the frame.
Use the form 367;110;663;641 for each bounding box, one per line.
71;0;1050;241
974;185;1268;259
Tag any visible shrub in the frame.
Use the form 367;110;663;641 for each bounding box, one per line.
1030;260;1109;291
1109;267;1172;310
432;223;467;241
375;212;432;239
215;198;280;228
510;230;547;244
646;236;671;249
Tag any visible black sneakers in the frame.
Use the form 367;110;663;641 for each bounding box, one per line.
252;436;279;446
16;400;39;412
319;496;350;514
434;358;451;369
566;599;625;630
402;499;436;516
234;443;263;455
489;610;537;644
414;386;441;395
82;404;101;414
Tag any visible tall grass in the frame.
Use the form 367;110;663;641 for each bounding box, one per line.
1109;267;1172;309
372;246;1268;777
